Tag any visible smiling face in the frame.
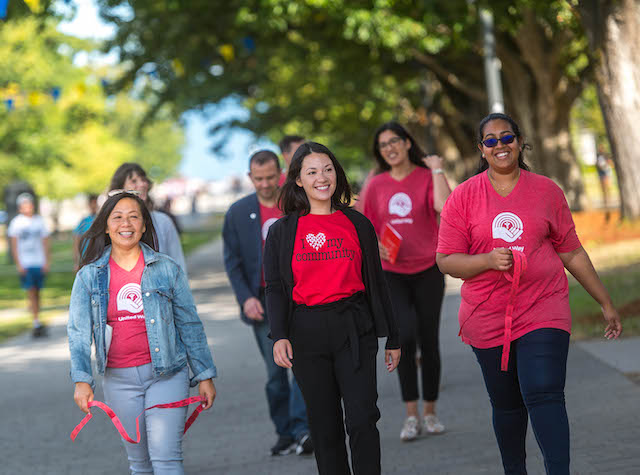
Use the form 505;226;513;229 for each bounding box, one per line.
478;119;522;173
123;172;150;201
296;153;337;212
106;198;146;251
377;129;412;169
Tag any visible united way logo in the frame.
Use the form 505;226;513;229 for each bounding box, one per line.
492;212;524;242
388;192;412;217
116;283;143;313
262;218;278;241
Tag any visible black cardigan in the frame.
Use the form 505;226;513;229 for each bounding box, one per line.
263;207;400;349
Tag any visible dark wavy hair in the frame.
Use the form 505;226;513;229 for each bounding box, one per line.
78;192;158;269
476;113;531;174
278;142;352;216
110;163;155;207
372;122;427;172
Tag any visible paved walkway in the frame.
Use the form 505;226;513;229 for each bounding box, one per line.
1;239;639;474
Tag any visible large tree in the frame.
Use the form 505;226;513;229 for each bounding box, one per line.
577;0;640;219
96;0;589;204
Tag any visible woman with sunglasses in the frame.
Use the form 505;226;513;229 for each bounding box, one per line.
68;191;217;474
436;112;622;474
264;142;401;475
362;122;451;441
110;163;187;273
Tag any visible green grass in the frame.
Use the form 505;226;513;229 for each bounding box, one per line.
570;264;640;340
0;221;222;343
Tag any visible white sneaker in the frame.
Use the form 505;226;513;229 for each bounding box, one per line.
400;416;420;441
423;414;445;434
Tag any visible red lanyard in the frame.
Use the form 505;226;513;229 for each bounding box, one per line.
70;395;206;443
500;250;527;372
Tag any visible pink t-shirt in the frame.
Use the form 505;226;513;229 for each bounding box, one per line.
107;252;151;368
437;170;581;348
292;211;365;306
260;203;281;287
363;166;438;274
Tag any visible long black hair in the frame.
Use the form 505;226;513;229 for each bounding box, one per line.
278;142;352;216
476;113;531;174
372;122;427;172
78;192;158;269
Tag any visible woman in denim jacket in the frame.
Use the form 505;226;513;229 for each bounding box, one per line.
68;191;216;474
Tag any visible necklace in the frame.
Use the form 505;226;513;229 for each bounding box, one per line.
488;169;520;192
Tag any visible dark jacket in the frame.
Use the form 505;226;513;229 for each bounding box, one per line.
263;207;400;349
222;193;263;325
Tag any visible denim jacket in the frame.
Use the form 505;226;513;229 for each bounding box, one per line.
68;243;217;389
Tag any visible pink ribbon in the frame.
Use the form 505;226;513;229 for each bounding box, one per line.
500;250;527;371
70;395;206;443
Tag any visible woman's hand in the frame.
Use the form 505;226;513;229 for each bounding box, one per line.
273;339;293;368
385;348;401;372
378;241;390;261
422;154;444;170
74;382;94;414
199;379;216;410
602;303;622;340
486;248;513;272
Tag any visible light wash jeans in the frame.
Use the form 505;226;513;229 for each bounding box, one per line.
103;364;189;474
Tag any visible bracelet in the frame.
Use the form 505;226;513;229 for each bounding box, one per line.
431;168;444;175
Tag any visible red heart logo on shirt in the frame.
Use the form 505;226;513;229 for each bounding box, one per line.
306;232;326;251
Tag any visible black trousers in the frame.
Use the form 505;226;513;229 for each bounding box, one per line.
384;264;445;402
290;294;381;475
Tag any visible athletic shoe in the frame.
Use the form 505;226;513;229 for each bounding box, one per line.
270;435;295;456
423;414;445;434
32;325;47;338
295;433;313;455
400;416;420;441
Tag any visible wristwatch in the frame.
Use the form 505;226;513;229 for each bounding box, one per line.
431;168;444;175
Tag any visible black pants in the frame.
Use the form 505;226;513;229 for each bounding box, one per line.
384;265;445;402
290;294;381;475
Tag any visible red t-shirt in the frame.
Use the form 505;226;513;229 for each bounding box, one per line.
260;202;281;287
437;170;582;348
107;252;152;368
363;166;438;274
292;211;365;306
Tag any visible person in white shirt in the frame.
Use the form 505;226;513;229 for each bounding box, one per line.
7;193;50;337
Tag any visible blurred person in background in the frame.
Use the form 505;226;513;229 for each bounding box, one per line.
278;135;305;186
362;121;451;441
8;193;50;337
110;163;187;273
73;193;99;271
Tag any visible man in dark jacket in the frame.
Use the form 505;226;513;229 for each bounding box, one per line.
222;150;312;456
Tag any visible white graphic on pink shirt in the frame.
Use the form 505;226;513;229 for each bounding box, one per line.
492;212;524;243
116;283;144;314
306;232;326;251
388;192;412;217
262;218;279;241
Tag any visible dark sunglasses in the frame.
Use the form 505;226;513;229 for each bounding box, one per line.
481;134;516;148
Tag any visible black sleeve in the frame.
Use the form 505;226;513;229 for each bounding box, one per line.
222;208;253;307
264;222;289;341
363;215;400;349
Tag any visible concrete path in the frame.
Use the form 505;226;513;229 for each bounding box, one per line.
1;239;639;474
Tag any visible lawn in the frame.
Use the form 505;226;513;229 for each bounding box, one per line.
0;217;222;342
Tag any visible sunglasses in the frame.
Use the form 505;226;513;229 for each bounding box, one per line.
107;189;142;197
481;134;516;148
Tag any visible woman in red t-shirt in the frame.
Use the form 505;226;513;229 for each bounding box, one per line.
264;142;401;475
362;122;452;441
436;113;622;475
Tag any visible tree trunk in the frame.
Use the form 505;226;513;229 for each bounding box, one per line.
578;0;640;219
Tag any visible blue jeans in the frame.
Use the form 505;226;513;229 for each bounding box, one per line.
103;364;189;475
472;328;570;475
253;319;309;439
